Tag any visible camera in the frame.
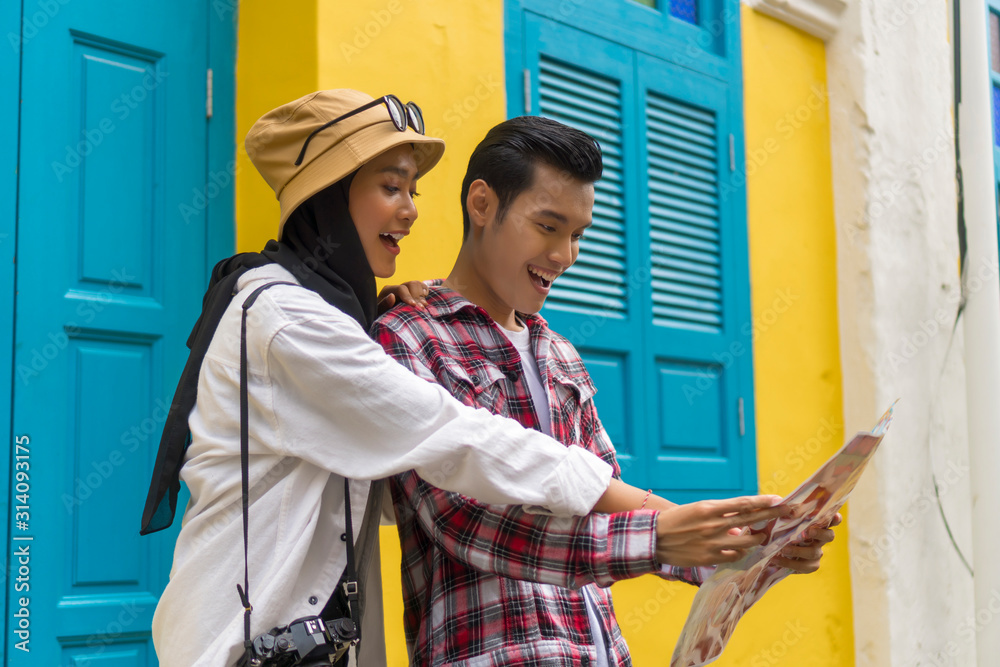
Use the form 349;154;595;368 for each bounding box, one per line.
237;615;358;666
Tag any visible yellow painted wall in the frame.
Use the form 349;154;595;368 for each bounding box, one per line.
315;0;508;293
235;2;852;666
740;7;853;662
613;8;852;667
235;0;318;251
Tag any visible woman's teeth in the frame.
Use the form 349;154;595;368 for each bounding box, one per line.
379;232;404;247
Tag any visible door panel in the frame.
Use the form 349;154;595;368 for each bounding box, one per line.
0;2;18;661
14;1;211;663
638;55;751;494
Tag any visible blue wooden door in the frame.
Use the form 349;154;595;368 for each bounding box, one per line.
512;4;757;502
0;2;20;625
11;1;231;663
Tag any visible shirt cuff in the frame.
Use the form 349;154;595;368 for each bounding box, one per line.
659;562;714;586
596;509;661;585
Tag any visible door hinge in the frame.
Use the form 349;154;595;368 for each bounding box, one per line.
738;397;745;437
729;133;736;172
206;68;213;119
523;68;532;114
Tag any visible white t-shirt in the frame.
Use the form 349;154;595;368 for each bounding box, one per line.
498;322;552;435
499;321;610;667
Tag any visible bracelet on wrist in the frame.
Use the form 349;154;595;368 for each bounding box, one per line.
640;489;652;510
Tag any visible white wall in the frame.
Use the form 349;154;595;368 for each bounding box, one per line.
825;1;979;665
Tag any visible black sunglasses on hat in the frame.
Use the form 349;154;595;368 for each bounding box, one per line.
294;94;424;166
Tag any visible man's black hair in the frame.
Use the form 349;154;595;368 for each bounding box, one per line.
460;115;603;240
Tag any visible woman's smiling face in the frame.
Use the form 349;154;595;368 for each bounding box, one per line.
348;143;420;278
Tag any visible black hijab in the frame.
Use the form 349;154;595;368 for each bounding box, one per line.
140;175;375;534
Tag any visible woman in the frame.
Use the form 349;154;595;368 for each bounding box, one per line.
141;89;784;667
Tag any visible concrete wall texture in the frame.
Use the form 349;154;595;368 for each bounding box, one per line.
826;1;980;665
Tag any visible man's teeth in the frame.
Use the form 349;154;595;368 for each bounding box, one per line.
528;266;557;282
381;233;404;241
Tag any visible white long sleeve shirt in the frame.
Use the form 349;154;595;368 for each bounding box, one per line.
151;264;613;667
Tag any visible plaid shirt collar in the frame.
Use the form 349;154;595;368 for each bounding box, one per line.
421;278;549;329
414;279;589;389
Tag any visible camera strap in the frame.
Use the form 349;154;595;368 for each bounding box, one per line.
341;475;361;644
236;280;296;652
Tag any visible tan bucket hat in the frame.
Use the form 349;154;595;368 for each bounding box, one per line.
245;89;446;236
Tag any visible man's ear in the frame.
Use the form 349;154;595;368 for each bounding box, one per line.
466;179;495;232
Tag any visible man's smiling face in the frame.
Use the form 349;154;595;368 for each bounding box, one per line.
472;161;594;315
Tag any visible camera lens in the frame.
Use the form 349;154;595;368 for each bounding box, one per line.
328;618;357;640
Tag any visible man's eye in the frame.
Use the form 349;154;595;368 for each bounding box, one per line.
572;234;585;241
538;224;555;232
384;185;400;194
410;191;420;198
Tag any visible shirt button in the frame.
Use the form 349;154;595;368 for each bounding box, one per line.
309;596;318;605
505;369;519;382
581;656;590;666
340;533;348;541
470;374;480;385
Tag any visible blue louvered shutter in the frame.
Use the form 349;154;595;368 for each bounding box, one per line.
517;12;756;498
539;56;629;317
646;92;723;331
525;15;643;473
637;54;755;499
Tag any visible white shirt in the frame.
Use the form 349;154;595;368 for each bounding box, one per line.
499;321;610;667
151;264;613;667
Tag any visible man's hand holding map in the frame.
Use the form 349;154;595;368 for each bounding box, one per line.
670;403;897;667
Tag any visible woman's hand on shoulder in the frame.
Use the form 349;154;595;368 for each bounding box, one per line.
378;281;429;315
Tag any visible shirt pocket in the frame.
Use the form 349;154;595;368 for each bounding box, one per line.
549;370;598;445
436;358;509;412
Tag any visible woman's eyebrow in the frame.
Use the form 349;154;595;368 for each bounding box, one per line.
379;165;416;178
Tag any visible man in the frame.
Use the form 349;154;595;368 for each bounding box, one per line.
373;116;836;666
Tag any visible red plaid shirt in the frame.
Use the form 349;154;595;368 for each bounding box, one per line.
373;282;704;666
